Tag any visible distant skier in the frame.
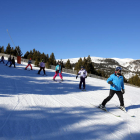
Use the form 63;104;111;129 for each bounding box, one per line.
98;67;125;111
6;55;11;66
37;59;46;75
25;58;32;70
76;66;87;89
0;56;5;64
53;62;63;81
9;57;16;68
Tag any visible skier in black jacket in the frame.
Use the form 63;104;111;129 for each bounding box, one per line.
9;57;16;68
6;55;11;66
0;56;5;64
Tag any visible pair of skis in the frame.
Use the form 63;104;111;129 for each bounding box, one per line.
81;89;86;91
37;73;47;76
91;104;135;118
53;80;63;83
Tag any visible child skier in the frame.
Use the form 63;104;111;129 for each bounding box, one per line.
25;58;32;70
98;67;125;111
9;57;16;68
0;56;5;64
53;62;63;81
6;55;11;66
76;66;87;89
37;59;46;75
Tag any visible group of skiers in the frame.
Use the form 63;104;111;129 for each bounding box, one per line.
24;58;47;75
0;55;16;67
0;55;126;111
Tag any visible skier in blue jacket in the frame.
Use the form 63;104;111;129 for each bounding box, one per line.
99;67;125;111
53;62;63;81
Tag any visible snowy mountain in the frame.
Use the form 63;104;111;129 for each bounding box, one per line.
58;57;140;79
0;60;140;140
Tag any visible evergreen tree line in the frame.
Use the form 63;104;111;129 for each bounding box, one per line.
64;55;108;78
0;43;22;56
128;74;140;87
23;49;57;68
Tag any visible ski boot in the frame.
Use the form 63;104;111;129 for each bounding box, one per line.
119;106;126;112
98;104;106;111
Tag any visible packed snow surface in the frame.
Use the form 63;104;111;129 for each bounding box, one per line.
0;61;140;140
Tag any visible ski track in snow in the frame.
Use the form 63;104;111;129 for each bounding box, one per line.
0;61;140;140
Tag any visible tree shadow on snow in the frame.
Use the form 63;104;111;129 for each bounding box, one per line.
0;106;139;140
0;64;109;96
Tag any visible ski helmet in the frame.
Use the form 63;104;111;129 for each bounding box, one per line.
116;67;122;71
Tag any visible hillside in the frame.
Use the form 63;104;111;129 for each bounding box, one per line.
0;60;140;140
58;57;140;79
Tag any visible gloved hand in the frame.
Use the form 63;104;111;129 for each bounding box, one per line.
122;89;125;94
76;76;78;79
85;76;87;78
108;81;113;85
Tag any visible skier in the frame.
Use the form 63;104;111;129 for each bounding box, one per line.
53;62;63;81
25;58;32;70
9;57;16;68
37;59;46;75
6;55;11;66
0;56;5;64
98;67;125;111
76;66;87;89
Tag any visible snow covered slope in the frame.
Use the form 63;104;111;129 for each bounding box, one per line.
0;61;140;140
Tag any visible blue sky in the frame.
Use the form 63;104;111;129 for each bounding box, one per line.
0;0;140;59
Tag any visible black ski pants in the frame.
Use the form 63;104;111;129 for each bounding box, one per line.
0;60;5;64
79;77;85;89
102;89;124;106
38;67;45;74
9;62;15;67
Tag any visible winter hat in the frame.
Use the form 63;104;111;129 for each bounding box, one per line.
81;66;84;68
116;67;122;71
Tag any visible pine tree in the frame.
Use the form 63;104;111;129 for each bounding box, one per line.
40;53;46;62
49;53;56;65
61;61;65;68
84;55;96;74
24;51;30;59
11;47;14;55
46;61;50;69
129;74;140;86
74;58;83;72
45;54;49;63
27;54;33;60
32;50;38;60
65;59;72;69
15;46;23;56
87;55;92;63
1;46;5;53
35;58;39;67
5;43;11;54
83;57;88;68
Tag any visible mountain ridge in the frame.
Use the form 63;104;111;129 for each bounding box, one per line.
57;56;140;79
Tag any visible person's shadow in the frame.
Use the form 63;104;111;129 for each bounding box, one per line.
126;104;140;111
